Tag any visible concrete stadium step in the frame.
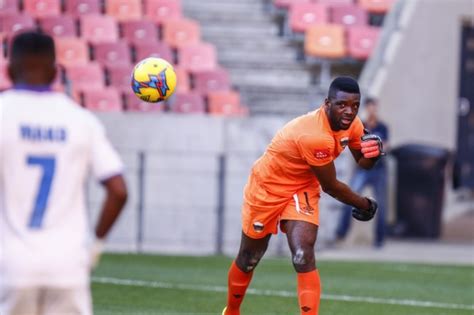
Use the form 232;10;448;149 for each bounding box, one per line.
200;23;279;39
228;68;311;89
217;49;297;65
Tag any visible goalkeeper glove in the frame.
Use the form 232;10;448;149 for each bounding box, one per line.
361;129;385;159
352;197;378;221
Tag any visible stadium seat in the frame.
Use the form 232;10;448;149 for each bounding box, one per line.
358;0;395;14
65;62;105;92
106;64;133;92
0;63;12;91
0;0;19;13
178;43;217;73
125;91;164;111
65;0;101;17
144;0;182;25
162;18;200;49
121;20;159;44
105;0;143;22
23;0;61;18
174;66;190;93
317;0;354;6
347;25;380;60
55;37;89;66
192;69;230;96
273;0;311;10
1;14;35;36
38;16;77;37
207;91;243;116
330;5;368;27
170;92;205;114
304;24;346;59
80;15;119;44
83;87;123;111
289;3;328;34
93;41;132;67
133;41;173;63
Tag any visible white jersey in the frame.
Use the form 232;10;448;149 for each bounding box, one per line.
0;89;123;288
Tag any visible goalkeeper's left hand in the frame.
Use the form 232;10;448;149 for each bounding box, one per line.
361;129;385;159
352;197;378;221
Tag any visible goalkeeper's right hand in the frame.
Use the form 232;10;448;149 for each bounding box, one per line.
352;197;378;221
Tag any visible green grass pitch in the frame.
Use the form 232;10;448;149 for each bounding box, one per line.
92;254;474;315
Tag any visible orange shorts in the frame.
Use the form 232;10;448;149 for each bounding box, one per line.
241;175;320;239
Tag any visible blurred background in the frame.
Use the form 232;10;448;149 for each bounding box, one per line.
1;0;473;263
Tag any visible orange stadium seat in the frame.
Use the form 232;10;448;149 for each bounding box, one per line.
304;24;346;59
144;0;182;25
178;43;217;73
65;0;101;17
193;69;230;95
330;5;368;27
0;63;12;91
83;88;123;111
55;37;89;66
171;92;205;114
358;0;395;14
347;25;380;60
1;14;35;37
93;41;132;67
174;66;190;93
105;0;143;22
65;62;105;92
289;3;328;34
162;18;200;49
273;0;311;10
80;15;119;44
23;0;61;18
121;20;159;44
207;91;243;116
38;16;77;37
133;41;173;63
0;0;19;13
125;91;164;111
107;64;133;93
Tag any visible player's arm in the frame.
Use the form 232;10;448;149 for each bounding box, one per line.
311;162;377;221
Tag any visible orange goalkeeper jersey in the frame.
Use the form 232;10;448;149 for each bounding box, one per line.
249;106;364;199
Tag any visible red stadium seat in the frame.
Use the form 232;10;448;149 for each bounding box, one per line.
65;0;101;17
83;87;123;112
80;15;119;44
106;64;133;92
192;69;230;96
121;20;159;44
273;0;310;10
289;3;328;34
55;37;89;66
38;16;77;37
65;62;105;92
162;18;200;49
93;41;132;67
0;0;19;13
1;14;35;36
347;25;380;60
133;41;173;63
207;91;243;116
304;24;346;59
144;0;182;25
178;43;217;73
125;91;164;111
0;63;12;91
171;92;205;114
174;66;190;93
331;5;368;27
23;0;61;18
105;0;143;22
358;0;395;14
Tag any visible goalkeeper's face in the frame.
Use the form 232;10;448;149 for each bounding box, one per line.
325;91;360;131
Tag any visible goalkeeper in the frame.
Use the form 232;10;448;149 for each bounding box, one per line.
223;77;384;315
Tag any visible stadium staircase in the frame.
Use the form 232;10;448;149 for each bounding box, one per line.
182;0;320;116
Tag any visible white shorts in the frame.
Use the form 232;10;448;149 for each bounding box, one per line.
0;285;92;315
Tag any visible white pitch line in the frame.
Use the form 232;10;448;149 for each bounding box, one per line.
92;276;474;311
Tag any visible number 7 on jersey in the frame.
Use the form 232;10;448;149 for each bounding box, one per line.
27;156;56;229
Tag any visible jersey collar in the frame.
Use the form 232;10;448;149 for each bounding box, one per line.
13;84;52;92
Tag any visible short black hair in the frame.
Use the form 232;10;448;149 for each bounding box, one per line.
327;76;360;99
9;30;55;62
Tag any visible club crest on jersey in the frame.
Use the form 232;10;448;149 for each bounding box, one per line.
253;222;264;233
340;137;349;148
313;149;330;159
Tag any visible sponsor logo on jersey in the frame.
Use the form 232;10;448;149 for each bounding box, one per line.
313;149;330;159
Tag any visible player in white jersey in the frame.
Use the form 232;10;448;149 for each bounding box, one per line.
0;31;128;315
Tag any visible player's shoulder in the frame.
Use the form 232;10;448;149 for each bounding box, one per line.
295;109;334;148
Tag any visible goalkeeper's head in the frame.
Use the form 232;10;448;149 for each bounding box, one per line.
324;76;361;131
8;30;56;86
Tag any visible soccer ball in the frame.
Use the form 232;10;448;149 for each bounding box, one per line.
131;57;177;103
